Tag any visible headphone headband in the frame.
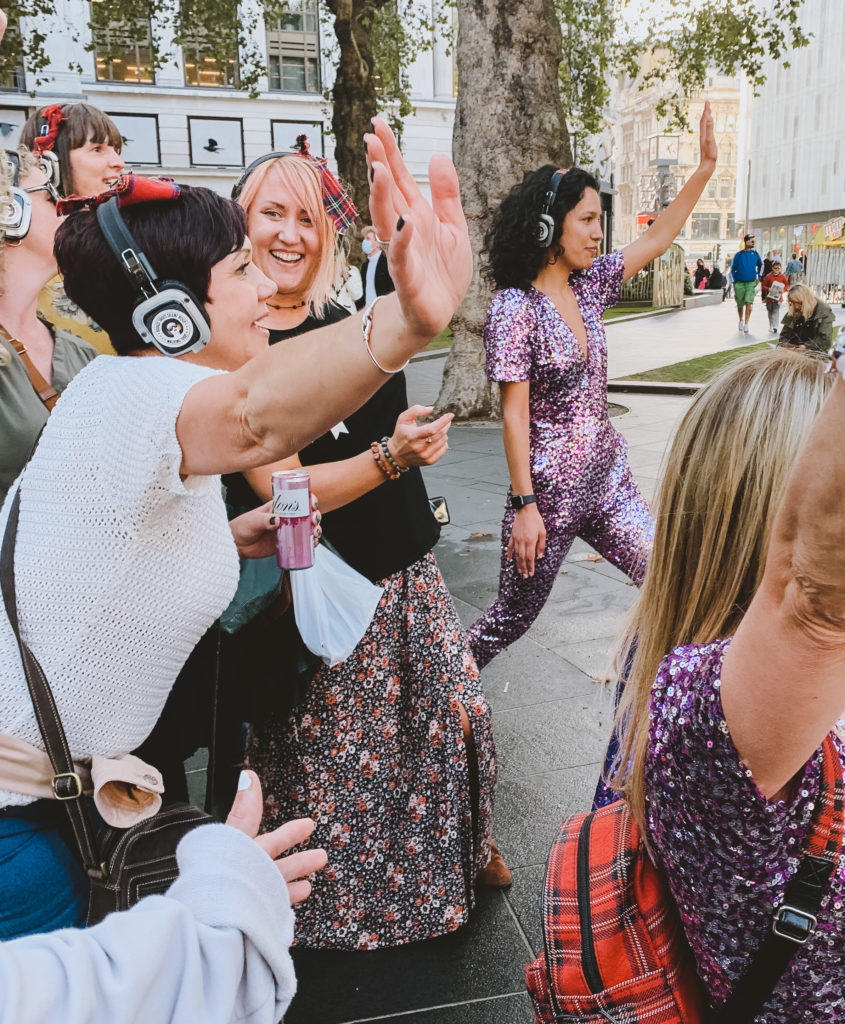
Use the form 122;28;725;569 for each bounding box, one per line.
96;198;158;299
231;151;288;201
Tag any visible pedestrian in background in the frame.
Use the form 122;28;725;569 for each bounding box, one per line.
706;261;724;292
356;224;395;309
722;255;733;300
785;252;803;286
777;284;835;355
761;259;789;333
730;234;762;333
693;258;710;289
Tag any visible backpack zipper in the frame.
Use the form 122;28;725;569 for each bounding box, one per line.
577;811;604;994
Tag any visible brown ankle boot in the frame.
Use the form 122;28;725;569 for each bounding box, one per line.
477;840;512;887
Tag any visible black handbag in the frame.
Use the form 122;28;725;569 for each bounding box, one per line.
1;485;213;925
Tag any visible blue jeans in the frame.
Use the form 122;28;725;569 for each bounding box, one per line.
0;800;89;938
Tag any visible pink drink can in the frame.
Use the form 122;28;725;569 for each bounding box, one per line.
272;469;313;570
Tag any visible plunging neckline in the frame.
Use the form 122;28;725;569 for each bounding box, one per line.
531;285;590;363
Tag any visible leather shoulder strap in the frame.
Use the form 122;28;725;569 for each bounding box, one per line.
1;326;58;410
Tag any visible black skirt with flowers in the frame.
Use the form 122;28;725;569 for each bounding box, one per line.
247;551;497;950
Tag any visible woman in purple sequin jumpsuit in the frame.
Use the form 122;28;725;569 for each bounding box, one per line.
468;121;719;669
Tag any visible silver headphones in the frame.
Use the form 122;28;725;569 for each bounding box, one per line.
536;168;569;248
0;150;61;241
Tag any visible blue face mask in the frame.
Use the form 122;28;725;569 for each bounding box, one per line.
362;238;374;256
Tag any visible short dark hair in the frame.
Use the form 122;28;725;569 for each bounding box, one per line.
54;185;246;355
20;103;122;198
484;165;600;291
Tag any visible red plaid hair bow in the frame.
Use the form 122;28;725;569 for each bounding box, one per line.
32;105;67;156
56;173;181;216
294;135;358;235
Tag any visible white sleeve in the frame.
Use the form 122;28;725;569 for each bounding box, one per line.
0;825;297;1024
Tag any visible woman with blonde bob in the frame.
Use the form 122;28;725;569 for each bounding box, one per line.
777;282;835;355
599;349;845;1016
226;146;503;951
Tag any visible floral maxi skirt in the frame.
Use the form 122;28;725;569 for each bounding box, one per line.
247;551;497;950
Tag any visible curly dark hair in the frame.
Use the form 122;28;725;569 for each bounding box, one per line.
484;166;600;291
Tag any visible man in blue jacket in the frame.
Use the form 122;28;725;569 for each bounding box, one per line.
731;234;763;334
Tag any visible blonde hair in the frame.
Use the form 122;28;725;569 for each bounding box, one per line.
236;156;344;315
787;283;818;320
611;349;832;831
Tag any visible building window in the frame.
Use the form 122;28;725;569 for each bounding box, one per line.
182;4;239;88
726;215;737;238
91;4;154;84
266;0;320;93
0;21;27;91
719;177;732;199
691;213;721;239
706;179;717;198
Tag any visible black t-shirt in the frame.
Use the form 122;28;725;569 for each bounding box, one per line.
223;303;439;582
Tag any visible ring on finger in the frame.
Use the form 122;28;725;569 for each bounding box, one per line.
374;231;391;251
426;437;433;445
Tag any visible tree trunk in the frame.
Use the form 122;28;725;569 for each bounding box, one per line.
325;0;390;215
436;0;571;419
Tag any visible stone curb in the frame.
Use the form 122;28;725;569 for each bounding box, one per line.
608;379;703;395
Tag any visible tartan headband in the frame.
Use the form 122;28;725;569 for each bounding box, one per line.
231;135;358;235
56;173;180;216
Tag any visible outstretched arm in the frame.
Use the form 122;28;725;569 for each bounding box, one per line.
721;370;845;799
620;102;717;282
177;119;472;478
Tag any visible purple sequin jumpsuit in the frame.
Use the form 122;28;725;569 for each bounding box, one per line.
467;251;653;669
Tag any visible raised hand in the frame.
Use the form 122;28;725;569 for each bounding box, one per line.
364;118;472;341
388;404;453;467
226;770;327;905
698;100;717;169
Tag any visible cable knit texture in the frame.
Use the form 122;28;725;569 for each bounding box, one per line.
0;355;240;807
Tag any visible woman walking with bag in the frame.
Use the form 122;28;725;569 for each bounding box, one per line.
231;144;502;951
467;104;717;669
0;120;474;938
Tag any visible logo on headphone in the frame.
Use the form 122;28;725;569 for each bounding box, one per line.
151;308;192;343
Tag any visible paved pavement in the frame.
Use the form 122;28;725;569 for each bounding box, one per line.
284;326;693;1023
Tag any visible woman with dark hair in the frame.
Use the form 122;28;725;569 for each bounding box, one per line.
0;121;473;938
19;103;124;199
467;104;717;668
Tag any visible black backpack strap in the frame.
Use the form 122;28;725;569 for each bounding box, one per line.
1;485;104;877
712;736;843;1022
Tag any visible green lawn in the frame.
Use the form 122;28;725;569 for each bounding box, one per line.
619;343;770;383
426;326;453;350
603;305;669;321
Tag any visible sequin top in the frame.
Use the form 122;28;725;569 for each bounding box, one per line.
483;251;626;515
646;639;845;1019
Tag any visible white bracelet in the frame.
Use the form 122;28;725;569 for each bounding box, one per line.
362;296;409;375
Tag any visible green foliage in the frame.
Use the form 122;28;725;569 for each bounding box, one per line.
555;0;614;165
615;0;810;127
0;2;58;87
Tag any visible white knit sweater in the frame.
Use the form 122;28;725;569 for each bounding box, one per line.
0;355;240;807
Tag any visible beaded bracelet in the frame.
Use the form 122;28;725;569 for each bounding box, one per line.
362;296;409;375
380;436;408;475
371;440;400;480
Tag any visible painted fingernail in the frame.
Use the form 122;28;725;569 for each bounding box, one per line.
238;771;252;791
370;166;375;183
396;215;405;231
269;515;276;526
364;139;368;155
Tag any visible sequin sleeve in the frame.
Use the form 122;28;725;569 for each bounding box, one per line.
582;250;625;311
644;638;838;1012
483;288;536;383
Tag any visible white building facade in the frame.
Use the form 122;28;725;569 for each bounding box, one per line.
0;0;455;197
738;0;845;257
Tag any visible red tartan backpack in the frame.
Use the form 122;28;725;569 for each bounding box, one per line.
524;736;843;1024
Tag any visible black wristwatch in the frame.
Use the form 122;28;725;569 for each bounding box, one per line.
510;493;537;510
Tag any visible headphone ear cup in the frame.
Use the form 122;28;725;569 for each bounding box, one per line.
131;281;211;356
536;213;555;248
1;188;30;240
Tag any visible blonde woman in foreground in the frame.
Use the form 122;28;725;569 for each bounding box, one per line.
604;349;844;1018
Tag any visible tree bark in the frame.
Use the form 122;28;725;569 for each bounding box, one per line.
325;0;390;215
437;0;570;419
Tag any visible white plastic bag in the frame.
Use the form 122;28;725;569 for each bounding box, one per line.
290;544;383;666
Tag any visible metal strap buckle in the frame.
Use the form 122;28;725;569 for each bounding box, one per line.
771;903;817;945
51;771;83;801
